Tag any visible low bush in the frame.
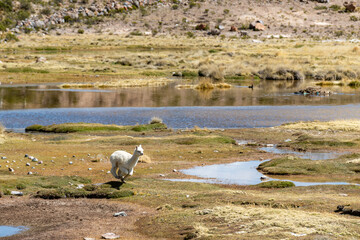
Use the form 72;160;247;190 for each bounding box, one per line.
257;181;295;188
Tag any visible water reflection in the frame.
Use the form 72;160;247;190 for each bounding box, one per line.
166;161;359;186
259;145;346;160
0;82;359;110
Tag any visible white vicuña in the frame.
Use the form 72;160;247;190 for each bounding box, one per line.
110;145;144;183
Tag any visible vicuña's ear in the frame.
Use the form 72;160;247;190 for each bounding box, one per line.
139;144;142;148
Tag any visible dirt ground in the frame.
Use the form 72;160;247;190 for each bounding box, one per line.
0;197;156;240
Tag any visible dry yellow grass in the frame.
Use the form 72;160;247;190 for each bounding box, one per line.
281;120;360;132
59;78;172;88
138;154;152;163
202;205;360;238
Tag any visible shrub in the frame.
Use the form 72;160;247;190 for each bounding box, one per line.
35;189;65;199
40;7;52;16
4;33;19;42
257;181;295;188
17;10;31;21
16;183;27;190
0;0;12;12
83;184;98;191
329;4;341;11
172;4;179;10
149;117;163;124
198;64;224;82
350;16;358;21
186;31;194;38
78;29;84;34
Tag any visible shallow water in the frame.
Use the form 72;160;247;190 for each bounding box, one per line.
168;161;358;186
259;145;346;160
0;226;28;237
0;82;359;109
2;104;360;131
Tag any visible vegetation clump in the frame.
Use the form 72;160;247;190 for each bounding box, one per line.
25;122;168;133
257;181;295;188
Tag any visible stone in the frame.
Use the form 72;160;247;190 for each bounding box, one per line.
230;25;238;32
77;184;84;189
284;139;292;142
159;174;165;177
113;211;127;217
260;176;269;181
32;158;38;162
8;167;14;172
69;161;73;165
254;23;265;31
26;163;30;166
344;1;356;12
1;156;7;159
36;57;46;63
208;29;221;35
84;238;95;240
88;168;92;170
101;233;120;239
24;154;28;158
27;171;33;175
38;161;43;164
11;191;23;196
173;169;177;172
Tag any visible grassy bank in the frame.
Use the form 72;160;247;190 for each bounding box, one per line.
1;35;360;86
25;122;168;133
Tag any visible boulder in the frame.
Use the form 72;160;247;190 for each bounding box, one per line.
250;20;265;31
294;87;332;96
344;1;356;12
207;29;221;35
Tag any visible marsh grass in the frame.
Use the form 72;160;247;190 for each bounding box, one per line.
257;181;295;188
25;122;168;133
281;120;360;132
5;67;49;74
258;155;360;176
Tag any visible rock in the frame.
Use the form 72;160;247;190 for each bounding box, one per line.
208;29;221;35
36;57;46;63
344;1;356;12
8;167;14;172
88;168;92;170
77;184;84;189
69;161;73;165
101;233;120;239
250;20;265;31
32;158;38;162
26;163;30;166
294;87;332;96
195;23;208;31
27;171;33;175
260;176;269;181
84;238;95;240
172;72;182;77
24;154;28;158
230;25;238;32
11;191;23;196
284;139;292;142
113;211;127;217
1;156;7;159
266;144;274;147
38;161;43;164
159;174;165;177
173;169;177;172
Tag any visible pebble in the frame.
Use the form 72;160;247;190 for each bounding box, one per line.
173;169;177;172
11;191;23;196
1;156;7;159
214;150;219;153
107;171;111;174
260;176;269;181
8;167;14;172
339;193;348;197
27;171;33;175
24;154;28;158
159;174;165;177
88;168;92;171
26;163;30;166
12;160;16;162
84;238;95;240
77;184;85;189
101;233;120;239
32;158;38;162
32;167;35;169
284;139;292;142
69;161;73;165
266;144;274;147
38;161;43;164
186;195;190;198
113;211;127;217
6;160;9;163
73;155;76;158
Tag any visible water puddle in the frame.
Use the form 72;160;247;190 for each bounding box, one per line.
166;160;358;187
0;226;28;237
259;145;345;160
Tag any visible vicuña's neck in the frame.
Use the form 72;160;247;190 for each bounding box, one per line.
128;153;140;168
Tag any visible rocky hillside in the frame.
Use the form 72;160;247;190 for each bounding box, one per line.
1;0;360;40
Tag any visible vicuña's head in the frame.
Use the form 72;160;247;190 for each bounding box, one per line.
135;145;144;156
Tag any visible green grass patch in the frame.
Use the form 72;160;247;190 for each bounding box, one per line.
173;136;235;145
5;67;49;74
141;71;168;77
257;181;295;188
258;154;360;176
25;122;168;133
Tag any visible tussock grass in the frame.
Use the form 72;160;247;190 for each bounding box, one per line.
208;205;360;238
149;117;163;124
348;80;360;88
281;120;360;132
25;122;168;133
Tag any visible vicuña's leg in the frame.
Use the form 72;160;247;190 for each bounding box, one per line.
111;165;120;179
122;168;133;182
118;167;129;183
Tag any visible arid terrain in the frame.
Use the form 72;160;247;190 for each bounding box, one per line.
1;1;360;240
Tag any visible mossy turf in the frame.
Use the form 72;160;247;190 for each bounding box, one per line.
25;122;168;133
